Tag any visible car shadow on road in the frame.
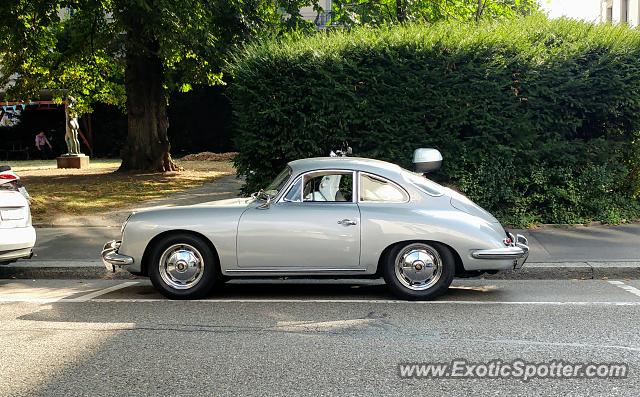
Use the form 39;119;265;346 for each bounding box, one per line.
40;279;505;303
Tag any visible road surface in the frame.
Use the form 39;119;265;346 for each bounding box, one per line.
1;278;639;396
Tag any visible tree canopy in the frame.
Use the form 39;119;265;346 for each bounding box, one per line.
0;0;540;171
0;0;304;113
330;0;540;26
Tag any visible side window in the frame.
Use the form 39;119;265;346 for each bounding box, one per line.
283;178;302;202
302;171;353;202
360;173;408;202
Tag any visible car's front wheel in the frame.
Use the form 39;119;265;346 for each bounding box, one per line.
383;241;455;300
148;233;218;299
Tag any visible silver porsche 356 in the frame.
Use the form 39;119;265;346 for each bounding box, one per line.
102;149;528;300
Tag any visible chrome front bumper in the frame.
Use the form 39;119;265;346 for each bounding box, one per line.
471;234;529;269
101;240;134;272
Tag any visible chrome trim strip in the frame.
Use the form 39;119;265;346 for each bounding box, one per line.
227;268;367;273
281;175;303;203
471;247;525;260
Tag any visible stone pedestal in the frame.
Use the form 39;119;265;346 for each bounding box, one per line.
57;154;90;169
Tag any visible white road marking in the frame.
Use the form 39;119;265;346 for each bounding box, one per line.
0;297;68;304
63;282;139;302
608;280;640;298
274;318;375;331
0;285;106;303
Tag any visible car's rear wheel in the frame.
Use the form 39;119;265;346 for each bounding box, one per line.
148;233;218;299
383;242;454;300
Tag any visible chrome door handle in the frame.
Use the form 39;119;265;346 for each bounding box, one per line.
337;219;357;226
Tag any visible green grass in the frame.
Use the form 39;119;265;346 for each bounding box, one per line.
9;159;236;223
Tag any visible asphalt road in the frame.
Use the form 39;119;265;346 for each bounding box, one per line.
32;223;640;263
1;279;639;396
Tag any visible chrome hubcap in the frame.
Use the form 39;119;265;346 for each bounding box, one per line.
158;244;204;290
394;244;442;291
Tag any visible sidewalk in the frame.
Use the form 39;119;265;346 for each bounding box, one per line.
3;175;639;280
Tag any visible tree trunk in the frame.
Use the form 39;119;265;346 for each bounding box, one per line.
476;0;484;22
396;0;406;22
119;32;178;172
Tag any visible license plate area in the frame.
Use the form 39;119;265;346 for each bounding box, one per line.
0;208;25;220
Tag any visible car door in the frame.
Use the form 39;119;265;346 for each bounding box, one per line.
236;170;362;270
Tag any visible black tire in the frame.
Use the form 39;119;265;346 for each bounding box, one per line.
148;233;218;299
383;241;455;300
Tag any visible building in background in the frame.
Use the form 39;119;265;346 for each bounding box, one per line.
601;0;640;25
541;0;600;22
300;0;332;28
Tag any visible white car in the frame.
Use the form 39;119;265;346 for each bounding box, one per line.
0;166;36;264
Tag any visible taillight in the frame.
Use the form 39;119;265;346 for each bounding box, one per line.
0;174;18;181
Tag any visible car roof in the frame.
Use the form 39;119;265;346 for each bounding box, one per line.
287;157;404;177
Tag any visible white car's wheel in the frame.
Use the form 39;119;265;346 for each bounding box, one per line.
148;233;218;299
383;242;454;300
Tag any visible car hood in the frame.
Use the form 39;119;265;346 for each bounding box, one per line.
193;197;255;208
132;197;255;214
128;197;255;220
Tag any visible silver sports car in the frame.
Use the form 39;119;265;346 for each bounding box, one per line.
102;149;528;300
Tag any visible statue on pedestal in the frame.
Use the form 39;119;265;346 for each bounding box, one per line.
64;98;82;156
57;96;90;169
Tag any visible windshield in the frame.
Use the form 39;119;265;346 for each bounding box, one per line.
265;166;292;195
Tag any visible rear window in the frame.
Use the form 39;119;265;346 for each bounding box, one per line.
359;173;408;202
404;172;444;197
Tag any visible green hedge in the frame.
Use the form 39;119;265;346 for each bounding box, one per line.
229;16;640;226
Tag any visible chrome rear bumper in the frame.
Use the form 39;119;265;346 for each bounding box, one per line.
471;234;529;269
101;240;134;272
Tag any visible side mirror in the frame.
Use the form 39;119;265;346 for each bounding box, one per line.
257;195;272;209
257;190;277;209
413;148;443;173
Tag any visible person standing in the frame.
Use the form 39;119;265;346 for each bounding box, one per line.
35;131;52;159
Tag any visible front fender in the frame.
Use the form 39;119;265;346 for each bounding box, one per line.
117;204;247;274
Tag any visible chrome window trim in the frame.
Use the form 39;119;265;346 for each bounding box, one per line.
281;175;303;203
357;171;410;204
279;169;357;204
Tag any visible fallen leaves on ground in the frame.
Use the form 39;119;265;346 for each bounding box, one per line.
13;159;236;223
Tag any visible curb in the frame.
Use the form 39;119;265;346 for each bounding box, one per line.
482;262;640;280
33;224;121;228
1;261;639;280
0;261;138;280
